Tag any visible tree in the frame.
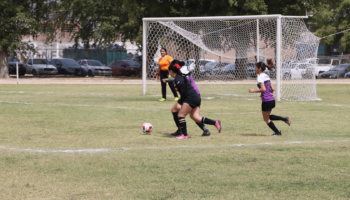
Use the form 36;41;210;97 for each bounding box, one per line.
0;0;52;78
310;0;350;53
122;0;311;78
51;0;125;48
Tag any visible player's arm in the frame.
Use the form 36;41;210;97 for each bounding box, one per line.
162;78;175;83
270;83;275;92
249;83;266;93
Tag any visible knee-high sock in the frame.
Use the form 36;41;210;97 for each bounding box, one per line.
179;120;188;136
267;121;279;133
201;117;216;126
172;112;180;129
196;123;208;131
269;115;286;121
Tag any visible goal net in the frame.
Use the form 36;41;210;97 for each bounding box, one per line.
142;15;320;101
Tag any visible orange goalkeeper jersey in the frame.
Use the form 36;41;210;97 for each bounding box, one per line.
158;55;173;71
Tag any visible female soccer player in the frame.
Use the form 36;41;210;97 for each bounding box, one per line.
169;63;210;137
157;48;179;102
163;60;221;139
248;61;291;136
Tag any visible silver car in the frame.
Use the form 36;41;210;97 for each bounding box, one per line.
26;58;58;75
78;60;112;77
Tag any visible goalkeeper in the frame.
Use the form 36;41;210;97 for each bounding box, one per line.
162;59;221;139
157;48;179;102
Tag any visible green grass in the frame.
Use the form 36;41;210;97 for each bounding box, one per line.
0;84;349;199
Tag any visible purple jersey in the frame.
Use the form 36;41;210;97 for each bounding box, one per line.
188;75;200;95
257;73;274;102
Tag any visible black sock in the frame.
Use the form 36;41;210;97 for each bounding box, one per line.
267;121;280;133
179;120;188;136
201;117;216;126
269;115;286;121
196;123;208;131
172;112;180;130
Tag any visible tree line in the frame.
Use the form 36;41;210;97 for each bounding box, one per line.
0;0;348;78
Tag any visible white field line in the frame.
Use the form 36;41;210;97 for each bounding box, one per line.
0;91;127;97
0;140;349;154
0;101;161;112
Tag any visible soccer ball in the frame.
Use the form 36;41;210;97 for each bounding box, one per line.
142;122;153;133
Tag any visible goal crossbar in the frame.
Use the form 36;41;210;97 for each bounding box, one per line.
143;15;308;22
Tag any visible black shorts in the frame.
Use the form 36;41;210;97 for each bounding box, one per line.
261;100;275;111
178;95;201;109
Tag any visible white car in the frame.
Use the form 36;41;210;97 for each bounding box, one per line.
303;58;338;79
184;59;216;72
26;58;58;76
77;59;112;77
282;62;311;79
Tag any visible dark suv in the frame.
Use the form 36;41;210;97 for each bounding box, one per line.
8;56;26;76
50;58;87;76
107;60;141;76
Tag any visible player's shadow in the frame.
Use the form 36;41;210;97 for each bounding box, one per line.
160;132;176;138
241;133;267;136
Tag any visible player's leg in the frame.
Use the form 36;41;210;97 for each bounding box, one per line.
170;102;182;136
200;116;221;133
165;71;178;100
262;111;281;136
190;107;211;136
159;71;167;101
176;103;192;139
270;115;291;126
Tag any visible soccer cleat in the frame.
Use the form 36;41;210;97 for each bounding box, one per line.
174;97;179;101
176;134;188;139
284;116;291;126
159;98;166;102
215;120;221;133
271;131;282;136
170;130;182;136
201;130;211;136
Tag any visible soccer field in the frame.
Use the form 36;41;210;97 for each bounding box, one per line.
0;84;349;199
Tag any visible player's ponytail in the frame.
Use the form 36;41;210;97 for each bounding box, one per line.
266;59;275;71
256;59;275;72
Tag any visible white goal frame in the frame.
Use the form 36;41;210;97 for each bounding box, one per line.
142;15;310;101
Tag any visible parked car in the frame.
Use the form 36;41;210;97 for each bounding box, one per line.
304;58;337;79
8;56;26;76
344;71;350;78
184;59;215;72
211;63;236;75
201;62;230;75
107;60;141;76
319;64;350;79
26;58;58;76
247;62;258;78
282;62;310;79
77;59;112;77
49;58;87;76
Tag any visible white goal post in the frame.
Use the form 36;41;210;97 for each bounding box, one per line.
142;15;320;101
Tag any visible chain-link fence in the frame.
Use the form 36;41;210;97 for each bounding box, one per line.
8;47;143;78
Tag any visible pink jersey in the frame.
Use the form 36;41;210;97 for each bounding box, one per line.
257;73;274;102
